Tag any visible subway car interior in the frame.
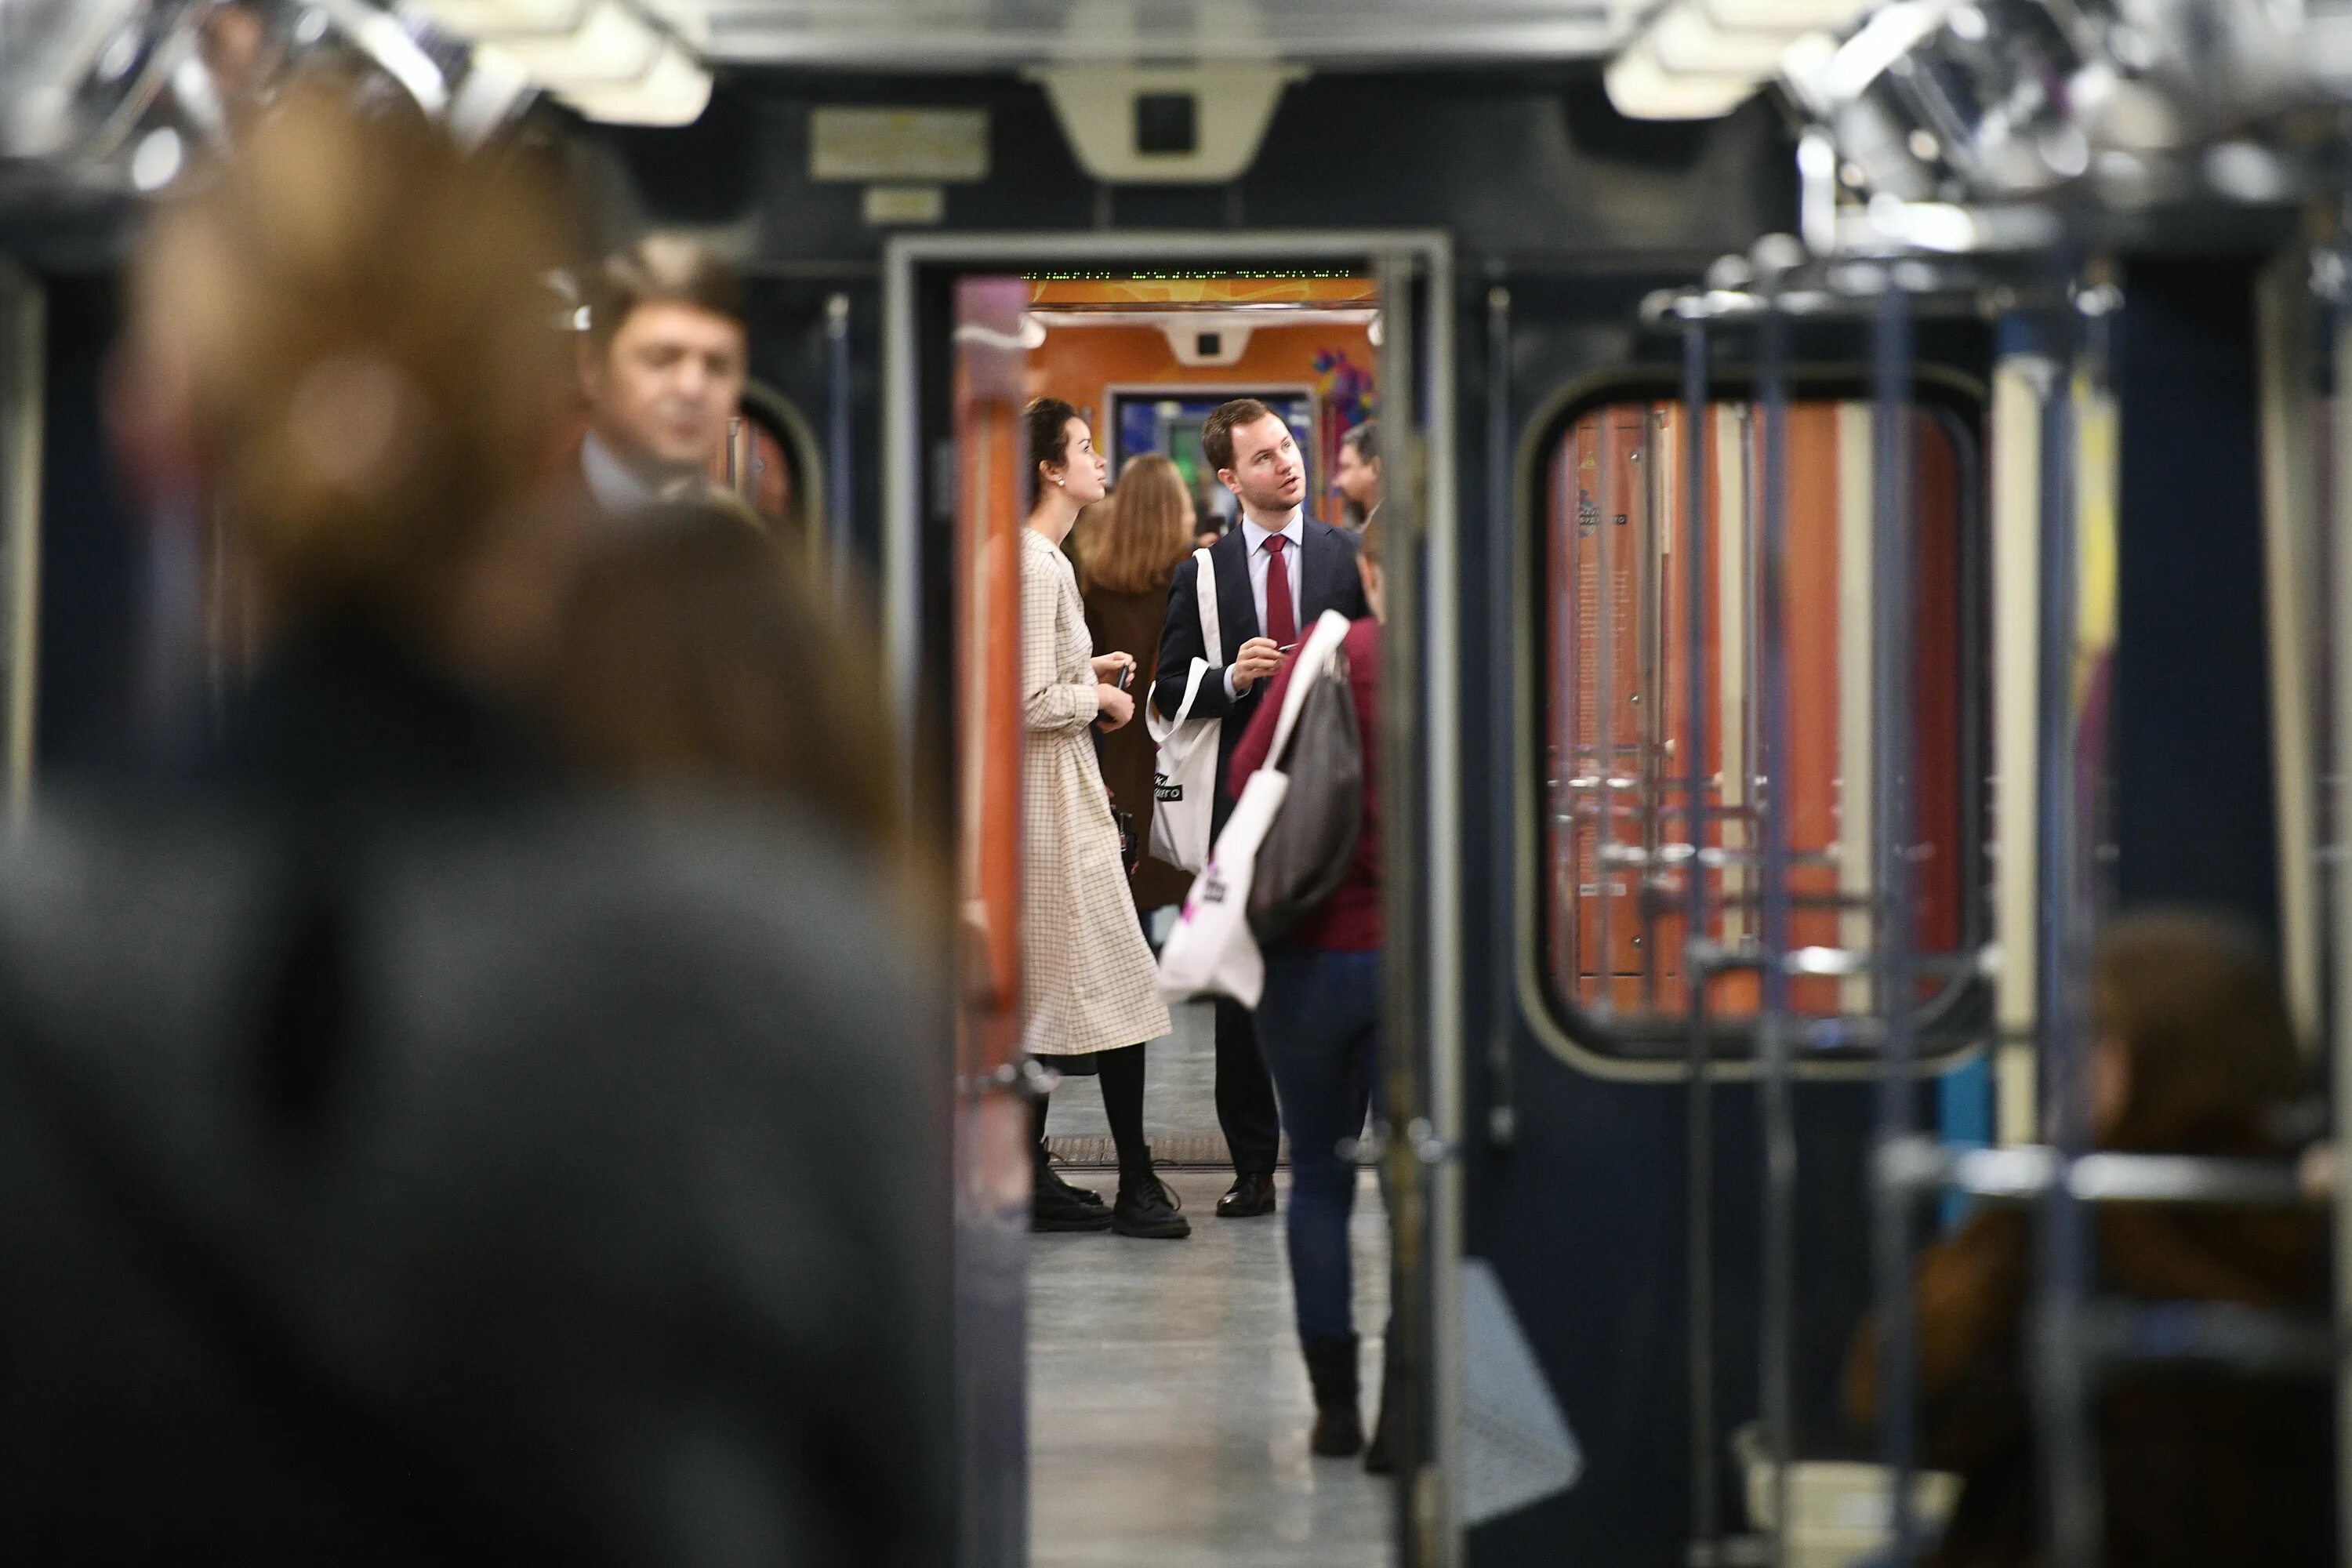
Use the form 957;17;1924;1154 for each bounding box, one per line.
3;1;2351;1566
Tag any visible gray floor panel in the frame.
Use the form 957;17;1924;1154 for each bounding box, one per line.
1029;1167;1397;1568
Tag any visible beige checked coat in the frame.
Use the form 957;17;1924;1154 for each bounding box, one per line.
1019;527;1171;1058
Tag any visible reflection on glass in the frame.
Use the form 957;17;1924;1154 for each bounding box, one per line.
1541;398;1970;1032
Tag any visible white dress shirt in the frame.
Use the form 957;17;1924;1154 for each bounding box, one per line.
580;429;717;517
1222;509;1305;699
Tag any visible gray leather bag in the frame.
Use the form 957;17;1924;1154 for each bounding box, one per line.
1247;649;1364;943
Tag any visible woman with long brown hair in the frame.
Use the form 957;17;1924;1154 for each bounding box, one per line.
1083;452;1198;916
1844;909;2329;1567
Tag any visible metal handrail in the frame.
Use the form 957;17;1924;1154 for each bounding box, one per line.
1878;1136;2326;1208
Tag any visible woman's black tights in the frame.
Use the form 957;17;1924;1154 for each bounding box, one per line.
1032;1044;1151;1192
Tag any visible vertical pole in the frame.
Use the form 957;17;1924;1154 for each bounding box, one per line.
1869;273;1922;1566
1487;281;1519;1144
1641;406;1665;1010
1679;316;1719;1562
1756;299;1797;1568
1595;390;1620;1017
2328;253;2352;1568
1989;341;2047;1145
2030;279;2100;1568
1376;249;1436;1567
0;257;42;820
826;292;856;596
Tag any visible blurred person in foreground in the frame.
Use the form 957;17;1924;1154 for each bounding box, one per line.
0;79;949;1566
1844;909;2330;1568
547;499;909;878
1226;513;1394;1470
574;234;748;516
1081;453;1197;919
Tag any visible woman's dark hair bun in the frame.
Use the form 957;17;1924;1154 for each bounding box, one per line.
1025;397;1080;474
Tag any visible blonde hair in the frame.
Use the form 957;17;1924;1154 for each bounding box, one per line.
1084;453;1194;595
132;77;576;633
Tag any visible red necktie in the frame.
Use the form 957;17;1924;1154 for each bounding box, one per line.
1263;532;1298;649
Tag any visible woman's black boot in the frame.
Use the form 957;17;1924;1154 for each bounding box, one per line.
1301;1334;1363;1457
1111;1145;1191;1239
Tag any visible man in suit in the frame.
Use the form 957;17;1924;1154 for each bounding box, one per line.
1154;398;1370;1218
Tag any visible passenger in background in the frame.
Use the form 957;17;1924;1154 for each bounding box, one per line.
1019;398;1189;1240
1332;419;1382;532
1227;514;1394;1469
0;79;949;1565
1154;397;1370;1219
1083;454;1198;919
573;234;748;516
547;499;906;866
1844;909;2330;1568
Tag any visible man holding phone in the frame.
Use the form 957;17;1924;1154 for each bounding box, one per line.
1152;398;1370;1218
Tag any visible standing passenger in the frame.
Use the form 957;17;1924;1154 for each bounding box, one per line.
1152;398;1370;1218
573;235;748;516
1332;419;1383;532
1021;398;1189;1240
1083;454;1196;919
1226;515;1392;1465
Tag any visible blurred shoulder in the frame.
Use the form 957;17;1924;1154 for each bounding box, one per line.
1307;518;1362;555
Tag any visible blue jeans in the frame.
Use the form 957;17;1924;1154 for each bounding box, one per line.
1253;947;1382;1344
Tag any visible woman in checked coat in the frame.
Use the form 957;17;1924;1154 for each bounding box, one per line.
1018;397;1189;1240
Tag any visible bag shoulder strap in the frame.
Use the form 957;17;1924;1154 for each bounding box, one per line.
1265;612;1352;768
1193;546;1221;667
1145;659;1210;746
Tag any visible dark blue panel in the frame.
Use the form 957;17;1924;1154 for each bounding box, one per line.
34;271;140;774
2111;259;2278;940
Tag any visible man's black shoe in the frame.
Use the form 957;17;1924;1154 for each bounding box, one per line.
1214;1172;1277;1218
1112;1178;1191;1240
1033;1181;1114;1232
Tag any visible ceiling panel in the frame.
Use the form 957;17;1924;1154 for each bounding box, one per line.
681;0;1639;69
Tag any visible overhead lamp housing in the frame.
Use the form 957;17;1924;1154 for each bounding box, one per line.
1604;38;1762;120
550;41;710;125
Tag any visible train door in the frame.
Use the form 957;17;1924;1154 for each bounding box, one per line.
884;232;1460;1567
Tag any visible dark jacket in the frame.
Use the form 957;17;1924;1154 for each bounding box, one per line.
1845;1199;2331;1568
0;629;952;1566
1084;577;1192;911
1149;518;1368;834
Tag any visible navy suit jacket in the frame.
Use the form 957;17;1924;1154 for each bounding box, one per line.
1152;518;1369;829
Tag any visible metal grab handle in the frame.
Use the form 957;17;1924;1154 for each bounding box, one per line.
960;1058;1061;1101
1339;1117;1457;1167
1877;1134;2328;1207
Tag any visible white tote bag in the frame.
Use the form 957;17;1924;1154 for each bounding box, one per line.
1157;612;1351;1007
1145;546;1222;873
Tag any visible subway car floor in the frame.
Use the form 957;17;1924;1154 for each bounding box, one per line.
1032;1004;1396;1567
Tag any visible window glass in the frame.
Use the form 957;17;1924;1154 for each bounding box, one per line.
1538;397;1974;1042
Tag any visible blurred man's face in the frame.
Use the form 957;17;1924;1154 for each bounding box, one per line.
581;301;747;472
1218;413;1306;517
1334;441;1382;512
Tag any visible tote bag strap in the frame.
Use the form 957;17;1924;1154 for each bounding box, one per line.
1145;659;1211;746
1193;546;1221;666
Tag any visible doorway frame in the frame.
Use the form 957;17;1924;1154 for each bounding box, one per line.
881;228;1464;1566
